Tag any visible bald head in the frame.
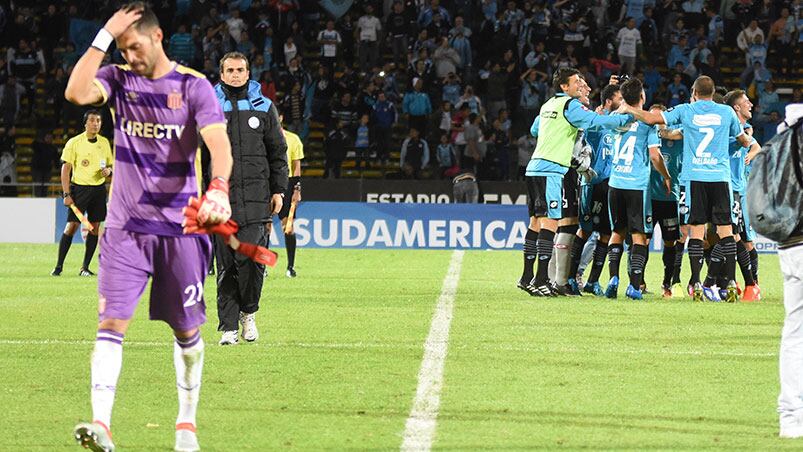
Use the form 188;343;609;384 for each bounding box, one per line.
692;76;715;99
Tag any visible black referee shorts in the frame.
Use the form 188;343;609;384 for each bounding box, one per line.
277;185;296;220
67;184;107;223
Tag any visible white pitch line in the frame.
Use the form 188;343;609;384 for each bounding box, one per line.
401;249;464;452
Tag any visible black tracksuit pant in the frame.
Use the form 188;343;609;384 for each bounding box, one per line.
215;223;267;331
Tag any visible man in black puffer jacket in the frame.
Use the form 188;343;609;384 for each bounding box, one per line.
212;51;288;346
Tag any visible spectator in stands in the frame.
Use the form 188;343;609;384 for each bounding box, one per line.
517;68;545;136
282;81;305;134
8;39;40;118
486;62;509;119
317;19;341;73
747;35;767;69
698;53;723;86
640;7;660;54
668;35;690;69
737;19;764;54
386;2;411;68
667;73;690;107
616;17;642;74
237;31;257;61
250;55;268;83
169;23;195;65
354;114;371;171
337;12;355;68
0;75;24;129
768;7;796;75
43;67;66;127
688;39;712;75
706;7;724;50
419;0;451;28
463;113;482;172
257;70;276;103
0;127;16;197
524;41;551;74
437;100;453;138
331;92;358;129
436;134;457;178
427;12;449;38
442;73;462;107
403;78;433;139
357;5;382;73
226;8;247;43
282;36;298;68
455;85;482;116
372;91;396;167
324;121;349;178
433;37;461;79
732;0;757;29
400;127;430;179
31;132;57;198
758;80;781;114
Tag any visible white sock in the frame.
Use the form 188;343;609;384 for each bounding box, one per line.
91;329;124;428
174;332;204;428
555;232;575;285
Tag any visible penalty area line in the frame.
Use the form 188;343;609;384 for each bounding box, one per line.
401;249;464;452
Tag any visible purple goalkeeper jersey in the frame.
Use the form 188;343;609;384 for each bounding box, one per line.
93;63;225;236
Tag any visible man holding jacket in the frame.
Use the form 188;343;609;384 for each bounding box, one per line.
213;52;288;346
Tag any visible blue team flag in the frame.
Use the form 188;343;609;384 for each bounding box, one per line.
319;0;353;19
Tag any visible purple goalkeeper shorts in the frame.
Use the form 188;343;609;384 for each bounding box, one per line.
97;228;212;331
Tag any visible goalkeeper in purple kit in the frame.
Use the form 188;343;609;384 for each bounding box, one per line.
64;3;233;451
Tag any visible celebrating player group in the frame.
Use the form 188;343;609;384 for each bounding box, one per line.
520;67;762;303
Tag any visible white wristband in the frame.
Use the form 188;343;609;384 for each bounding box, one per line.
91;28;114;53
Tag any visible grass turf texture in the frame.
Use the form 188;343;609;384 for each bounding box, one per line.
0;244;794;450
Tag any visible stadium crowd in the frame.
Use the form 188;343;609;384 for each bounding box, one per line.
0;0;801;188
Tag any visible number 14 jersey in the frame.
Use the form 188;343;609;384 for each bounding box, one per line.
608;119;661;191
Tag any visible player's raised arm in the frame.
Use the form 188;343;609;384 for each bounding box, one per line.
745;139;762;164
530;115;540;138
567;98;633;130
617;103;665;125
64;5;143;105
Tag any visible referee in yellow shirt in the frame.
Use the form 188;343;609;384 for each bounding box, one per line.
278;116;304;278
52;110;113;276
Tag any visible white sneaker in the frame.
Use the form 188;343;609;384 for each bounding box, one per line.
239;312;259;342
781;416;803;438
218;330;238;345
174;425;200;451
74;421;115;451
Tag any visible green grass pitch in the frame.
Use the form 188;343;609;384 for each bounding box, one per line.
0;244;797;450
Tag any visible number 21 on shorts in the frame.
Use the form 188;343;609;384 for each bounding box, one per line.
183;282;204;308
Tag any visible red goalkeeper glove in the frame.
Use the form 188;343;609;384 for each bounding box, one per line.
197;177;231;225
182;197;238;240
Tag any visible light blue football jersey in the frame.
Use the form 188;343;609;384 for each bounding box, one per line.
661;100;744;183
609;120;661;191
728;123;755;193
650;128;683;201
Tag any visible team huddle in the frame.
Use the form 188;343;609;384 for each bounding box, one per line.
519;67;761;303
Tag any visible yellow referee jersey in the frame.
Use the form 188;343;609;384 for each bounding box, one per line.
61;132;113;186
283;129;304;177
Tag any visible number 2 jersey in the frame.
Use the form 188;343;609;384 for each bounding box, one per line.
608;118;661;191
660;100;744;183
